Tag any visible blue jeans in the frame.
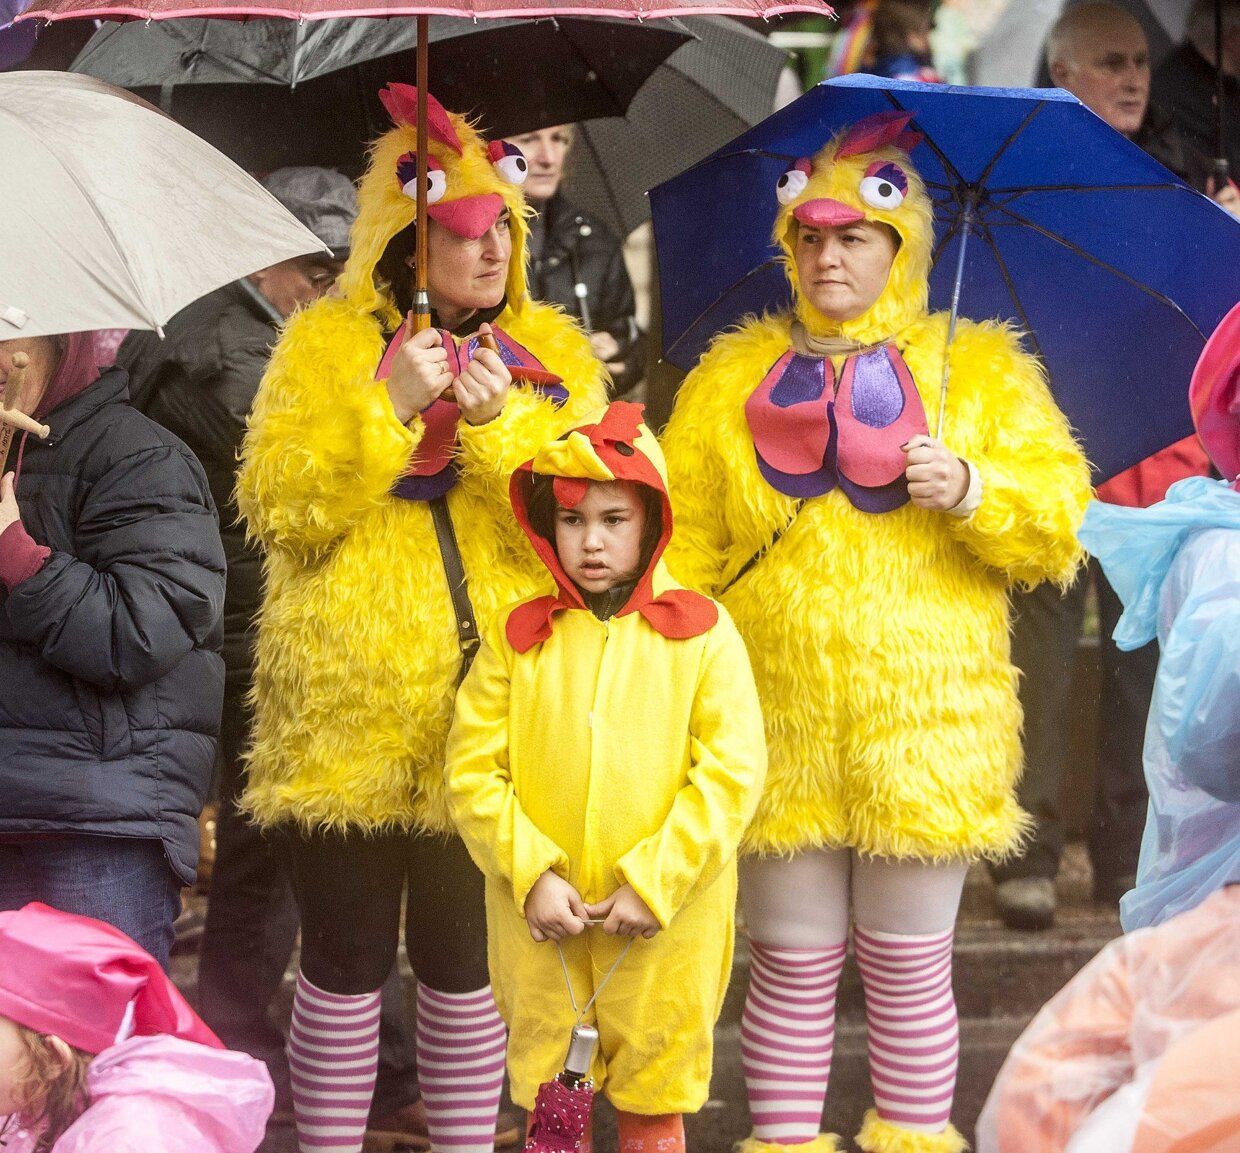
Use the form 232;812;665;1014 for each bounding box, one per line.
0;835;182;969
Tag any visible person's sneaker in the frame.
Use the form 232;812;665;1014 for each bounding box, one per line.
363;1100;523;1151
995;877;1056;931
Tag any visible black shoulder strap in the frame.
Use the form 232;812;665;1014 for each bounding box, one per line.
429;495;481;686
719;501;806;596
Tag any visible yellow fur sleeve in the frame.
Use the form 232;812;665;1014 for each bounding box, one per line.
455;303;608;501
444;614;571;915
660;336;747;596
236;301;423;558
943;322;1092;588
613;610;767;928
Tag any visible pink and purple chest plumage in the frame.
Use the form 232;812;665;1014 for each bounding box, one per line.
744;343;929;513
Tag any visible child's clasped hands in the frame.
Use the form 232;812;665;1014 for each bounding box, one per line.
525;870;660;941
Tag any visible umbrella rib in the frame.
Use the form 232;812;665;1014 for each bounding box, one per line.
988;203;1208;341
988;181;1191;197
973;100;1045;190
664;256;784;364
931;212;962;267
559;22;636;115
975;221;1041;360
880;88;967;189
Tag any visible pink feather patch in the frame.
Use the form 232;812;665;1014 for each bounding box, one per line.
837;110;919;158
378;84;463;155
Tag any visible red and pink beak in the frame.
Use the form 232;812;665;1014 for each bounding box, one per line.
428;193;506;240
793;198;866;228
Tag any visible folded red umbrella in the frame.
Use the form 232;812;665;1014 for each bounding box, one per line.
525;1023;599;1153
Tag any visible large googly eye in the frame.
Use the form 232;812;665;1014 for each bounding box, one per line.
396;152;446;204
859;161;908;210
488;140;529;185
775;158;813;206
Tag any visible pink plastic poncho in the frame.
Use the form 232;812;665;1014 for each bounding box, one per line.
0;1034;274;1153
977;885;1240;1153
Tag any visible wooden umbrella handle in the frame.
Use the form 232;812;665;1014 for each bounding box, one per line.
1;353;51;471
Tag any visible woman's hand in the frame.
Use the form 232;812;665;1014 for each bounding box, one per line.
585;884;660;939
903;435;969;511
386;326;452;425
454;323;512;426
525;870;589;942
0;473;21;536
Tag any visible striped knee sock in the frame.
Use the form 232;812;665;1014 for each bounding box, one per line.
853;926;959;1133
287;971;381;1153
741;940;847;1145
415;984;507;1153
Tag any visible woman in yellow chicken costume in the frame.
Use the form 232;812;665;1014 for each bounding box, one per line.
660;111;1092;1153
236;84;605;1153
446;401;766;1153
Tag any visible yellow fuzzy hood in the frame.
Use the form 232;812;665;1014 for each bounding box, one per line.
337;84;532;326
774;111;933;345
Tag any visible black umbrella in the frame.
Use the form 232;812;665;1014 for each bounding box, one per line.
562;15;788;237
69;15;691;172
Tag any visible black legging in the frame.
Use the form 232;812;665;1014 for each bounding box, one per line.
287;825;489;995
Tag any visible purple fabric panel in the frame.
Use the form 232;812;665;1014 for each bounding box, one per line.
850;347;906;429
392;464;459;502
837;472;911;513
770;353;828;407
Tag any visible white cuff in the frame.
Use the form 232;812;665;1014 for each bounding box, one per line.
945;459;982;518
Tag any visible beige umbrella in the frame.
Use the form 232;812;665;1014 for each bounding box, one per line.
0;70;326;341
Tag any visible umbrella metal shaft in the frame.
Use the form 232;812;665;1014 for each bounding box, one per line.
936;199;974;441
414;15;431;335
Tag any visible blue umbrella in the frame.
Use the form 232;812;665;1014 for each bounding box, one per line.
650;74;1240;482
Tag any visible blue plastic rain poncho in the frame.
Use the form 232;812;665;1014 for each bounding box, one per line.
1078;476;1240;931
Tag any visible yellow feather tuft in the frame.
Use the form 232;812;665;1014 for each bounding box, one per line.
856;1111;968;1153
735;1134;843;1153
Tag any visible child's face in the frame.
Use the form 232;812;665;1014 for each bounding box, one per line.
554;480;648;596
0;1015;26;1114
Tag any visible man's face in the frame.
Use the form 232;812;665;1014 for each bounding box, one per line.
503;126;572;205
1052;18;1150;136
249;254;346;319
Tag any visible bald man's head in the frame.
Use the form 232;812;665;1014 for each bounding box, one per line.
1047;2;1150;136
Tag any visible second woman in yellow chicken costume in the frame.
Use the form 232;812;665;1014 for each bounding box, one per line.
236;84;606;1153
660;111;1092;1153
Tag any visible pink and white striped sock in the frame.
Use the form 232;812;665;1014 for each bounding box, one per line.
741;940;848;1145
287;971;381;1153
853;925;959;1134
415;984;507;1153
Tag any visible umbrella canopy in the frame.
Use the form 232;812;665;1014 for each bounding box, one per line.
68;15;692;169
0;70;325;338
650;74;1240;482
563;14;787;237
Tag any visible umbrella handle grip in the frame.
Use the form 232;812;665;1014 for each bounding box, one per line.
0;407;50;439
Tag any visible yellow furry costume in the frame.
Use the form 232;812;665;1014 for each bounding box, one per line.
662;116;1092;871
445;403;766;1113
237;89;607;834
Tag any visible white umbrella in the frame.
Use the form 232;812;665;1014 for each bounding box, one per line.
0;70;326;340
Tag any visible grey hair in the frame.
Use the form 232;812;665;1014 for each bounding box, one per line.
1046;1;1144;71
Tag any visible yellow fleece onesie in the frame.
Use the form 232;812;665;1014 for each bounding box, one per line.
445;405;767;1113
661;118;1093;866
237;91;607;835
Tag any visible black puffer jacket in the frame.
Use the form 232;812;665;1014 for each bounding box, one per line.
119;282;275;690
530;192;646;395
0;369;226;884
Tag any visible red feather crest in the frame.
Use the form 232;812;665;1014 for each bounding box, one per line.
379;84;463;155
836;110;922;158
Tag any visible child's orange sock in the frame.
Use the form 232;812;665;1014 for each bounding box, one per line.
616;1111;686;1153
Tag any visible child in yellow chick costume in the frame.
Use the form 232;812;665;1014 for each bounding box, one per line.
660;111;1093;1153
235;84;606;1153
445;401;766;1153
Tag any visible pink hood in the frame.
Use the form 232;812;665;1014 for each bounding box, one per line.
1;1035;273;1153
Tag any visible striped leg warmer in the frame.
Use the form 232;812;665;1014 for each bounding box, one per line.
287;971;381;1153
415;984;507;1153
853;926;965;1151
740;940;848;1147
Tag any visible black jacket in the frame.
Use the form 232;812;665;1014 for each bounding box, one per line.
0;370;226;884
118;281;276;689
529;193;646;395
1151;42;1240;185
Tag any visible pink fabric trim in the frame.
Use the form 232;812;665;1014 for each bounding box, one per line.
0;520;50;593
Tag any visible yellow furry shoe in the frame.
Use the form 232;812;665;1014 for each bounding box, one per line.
855;1110;967;1153
734;1135;842;1153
